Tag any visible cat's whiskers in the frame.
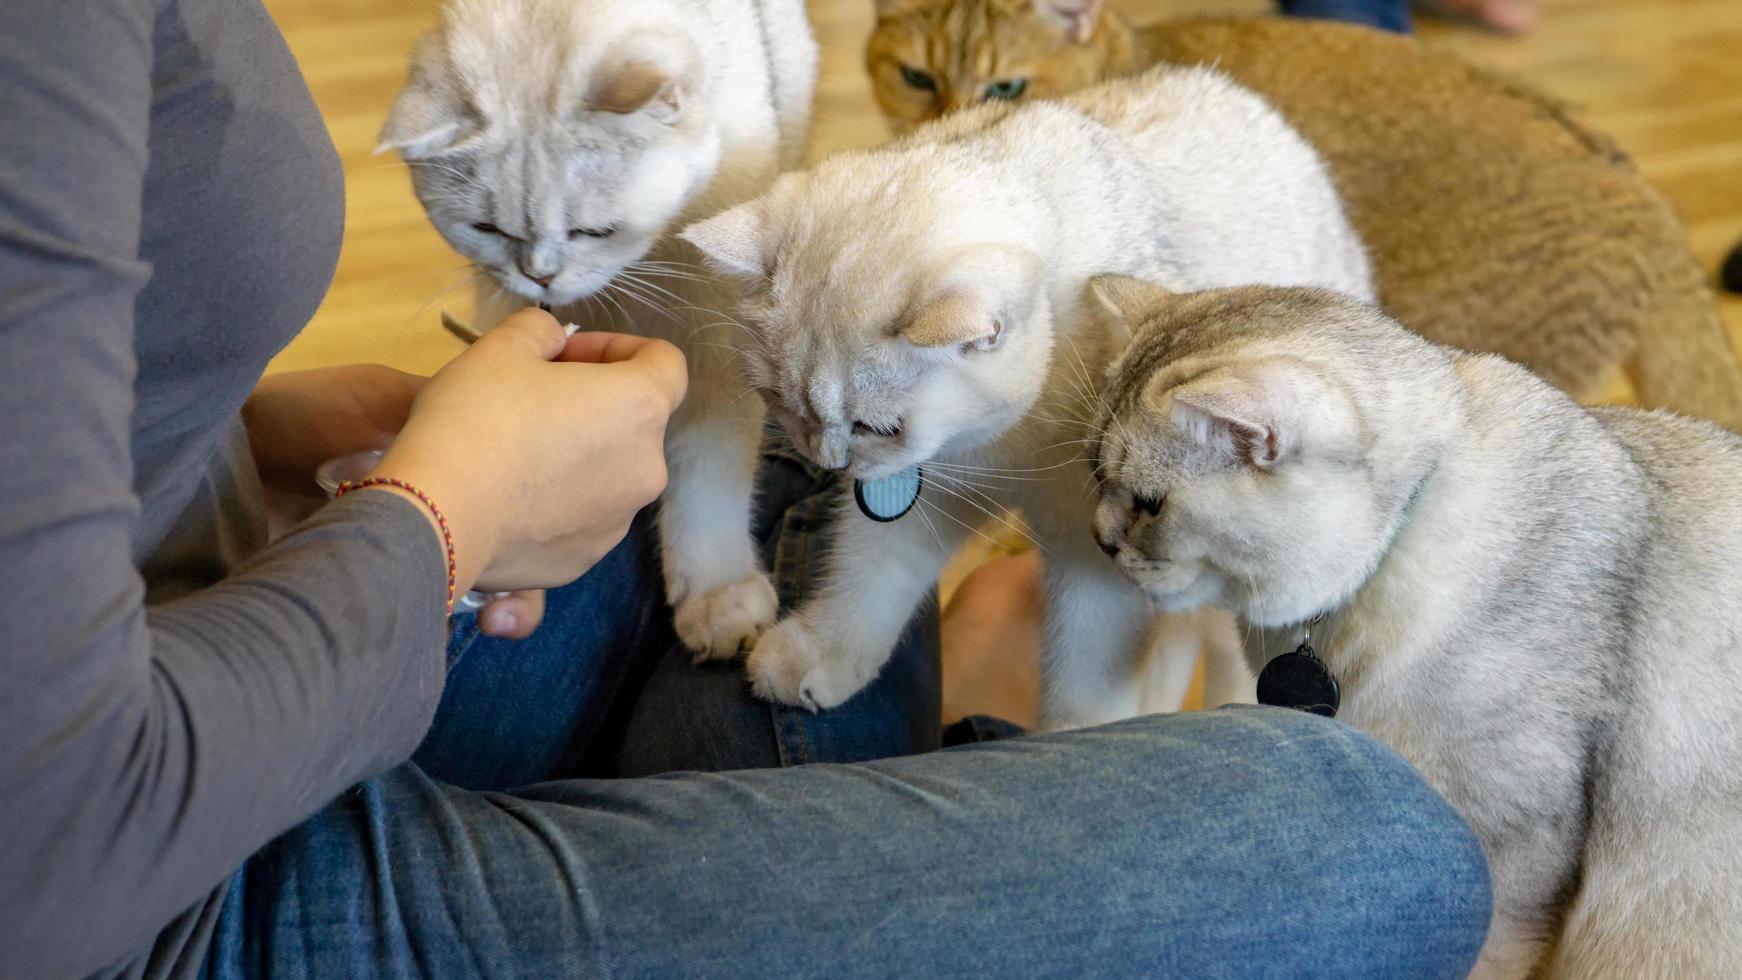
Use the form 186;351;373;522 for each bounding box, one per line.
607;277;681;324
407;267;491;324
1057;335;1116;425
1029;434;1100;450
909;495;945;551
686;318;757;346
912;493;1005;551
1020;407;1095;432
923;459;1044;481
926;458;1077;478
917;468;1005;494
591;284;634;329
633;256;712;276
616;269;692;308
625;261;711;286
922;470;1044;553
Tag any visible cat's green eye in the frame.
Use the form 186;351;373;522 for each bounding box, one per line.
898;65;937;92
568;226;618;240
984;78;1028;101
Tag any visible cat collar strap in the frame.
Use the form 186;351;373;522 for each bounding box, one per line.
1256;613;1340;718
854;465;923;522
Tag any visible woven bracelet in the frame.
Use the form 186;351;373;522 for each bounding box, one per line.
335;477;457;615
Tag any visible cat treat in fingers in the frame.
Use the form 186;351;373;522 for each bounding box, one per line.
381;0;817;659
681;64;1370;724
1090;278;1742;979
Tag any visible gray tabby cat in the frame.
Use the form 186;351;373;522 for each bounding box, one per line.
380;0;816;658
1088;277;1742;978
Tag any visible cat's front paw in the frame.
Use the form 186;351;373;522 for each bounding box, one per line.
746;618;877;712
673;572;780;662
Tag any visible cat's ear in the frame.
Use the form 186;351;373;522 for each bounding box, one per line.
680;203;772;281
901;289;1003;351
378;37;482;159
1163;369;1283;468
590;62;683;120
1034;0;1105;44
902;247;1040;352
1086;274;1175;346
588;32;698;124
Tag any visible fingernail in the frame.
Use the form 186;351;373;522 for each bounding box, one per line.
485;609;518;635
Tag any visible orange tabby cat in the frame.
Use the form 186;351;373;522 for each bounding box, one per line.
865;3;1742;427
866;0;1143;128
867;0;1147;132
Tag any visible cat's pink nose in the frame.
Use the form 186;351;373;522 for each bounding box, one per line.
529;274;553;288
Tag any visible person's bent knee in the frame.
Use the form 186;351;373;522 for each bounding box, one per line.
1060;708;1492;977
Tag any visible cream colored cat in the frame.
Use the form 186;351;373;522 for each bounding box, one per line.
683;65;1371;725
382;0;815;657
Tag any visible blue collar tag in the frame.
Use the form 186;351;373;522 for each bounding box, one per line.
854;465;923;522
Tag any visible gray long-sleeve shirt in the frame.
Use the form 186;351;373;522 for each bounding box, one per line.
0;2;450;976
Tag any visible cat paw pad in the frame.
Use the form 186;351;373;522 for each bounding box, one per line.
747;620;876;712
673;573;779;662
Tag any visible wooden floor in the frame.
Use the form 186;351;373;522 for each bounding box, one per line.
264;0;1742;378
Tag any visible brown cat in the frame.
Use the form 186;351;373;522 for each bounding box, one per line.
866;3;1742;428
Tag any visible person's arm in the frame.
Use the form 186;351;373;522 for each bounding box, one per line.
0;4;684;972
0;5;455;974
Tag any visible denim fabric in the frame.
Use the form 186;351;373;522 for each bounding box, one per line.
196;449;1490;978
410;447;941;789
1278;0;1414;34
213;709;1488;978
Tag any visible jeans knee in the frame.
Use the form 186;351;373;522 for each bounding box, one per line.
1225;707;1493;968
1089;708;1492;976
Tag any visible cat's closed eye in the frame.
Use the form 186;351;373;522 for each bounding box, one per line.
1133;493;1164;517
471;222;525;243
984;78;1028;100
569;225;618;240
853;418;904;438
898;65;937;92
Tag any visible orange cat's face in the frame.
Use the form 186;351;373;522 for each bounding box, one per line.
866;0;1110;133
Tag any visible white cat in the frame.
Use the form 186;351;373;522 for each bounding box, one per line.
380;0;816;657
1089;279;1742;978
682;64;1372;727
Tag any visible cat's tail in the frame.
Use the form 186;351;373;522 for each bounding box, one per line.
1616;189;1742;430
1628;282;1742;432
1514;180;1742;432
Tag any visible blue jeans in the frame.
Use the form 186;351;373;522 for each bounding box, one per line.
1280;0;1413;33
202;450;1489;978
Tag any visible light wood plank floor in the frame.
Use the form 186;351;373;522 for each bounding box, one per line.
264;0;1742;378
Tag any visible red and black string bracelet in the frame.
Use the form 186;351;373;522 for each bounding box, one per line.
335;477;458;616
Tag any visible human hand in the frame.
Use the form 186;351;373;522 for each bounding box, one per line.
244;364;426;495
369;308;687;596
477;589;545;639
243;364;427;536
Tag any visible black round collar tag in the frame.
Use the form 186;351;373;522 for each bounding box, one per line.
1256;642;1340;718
